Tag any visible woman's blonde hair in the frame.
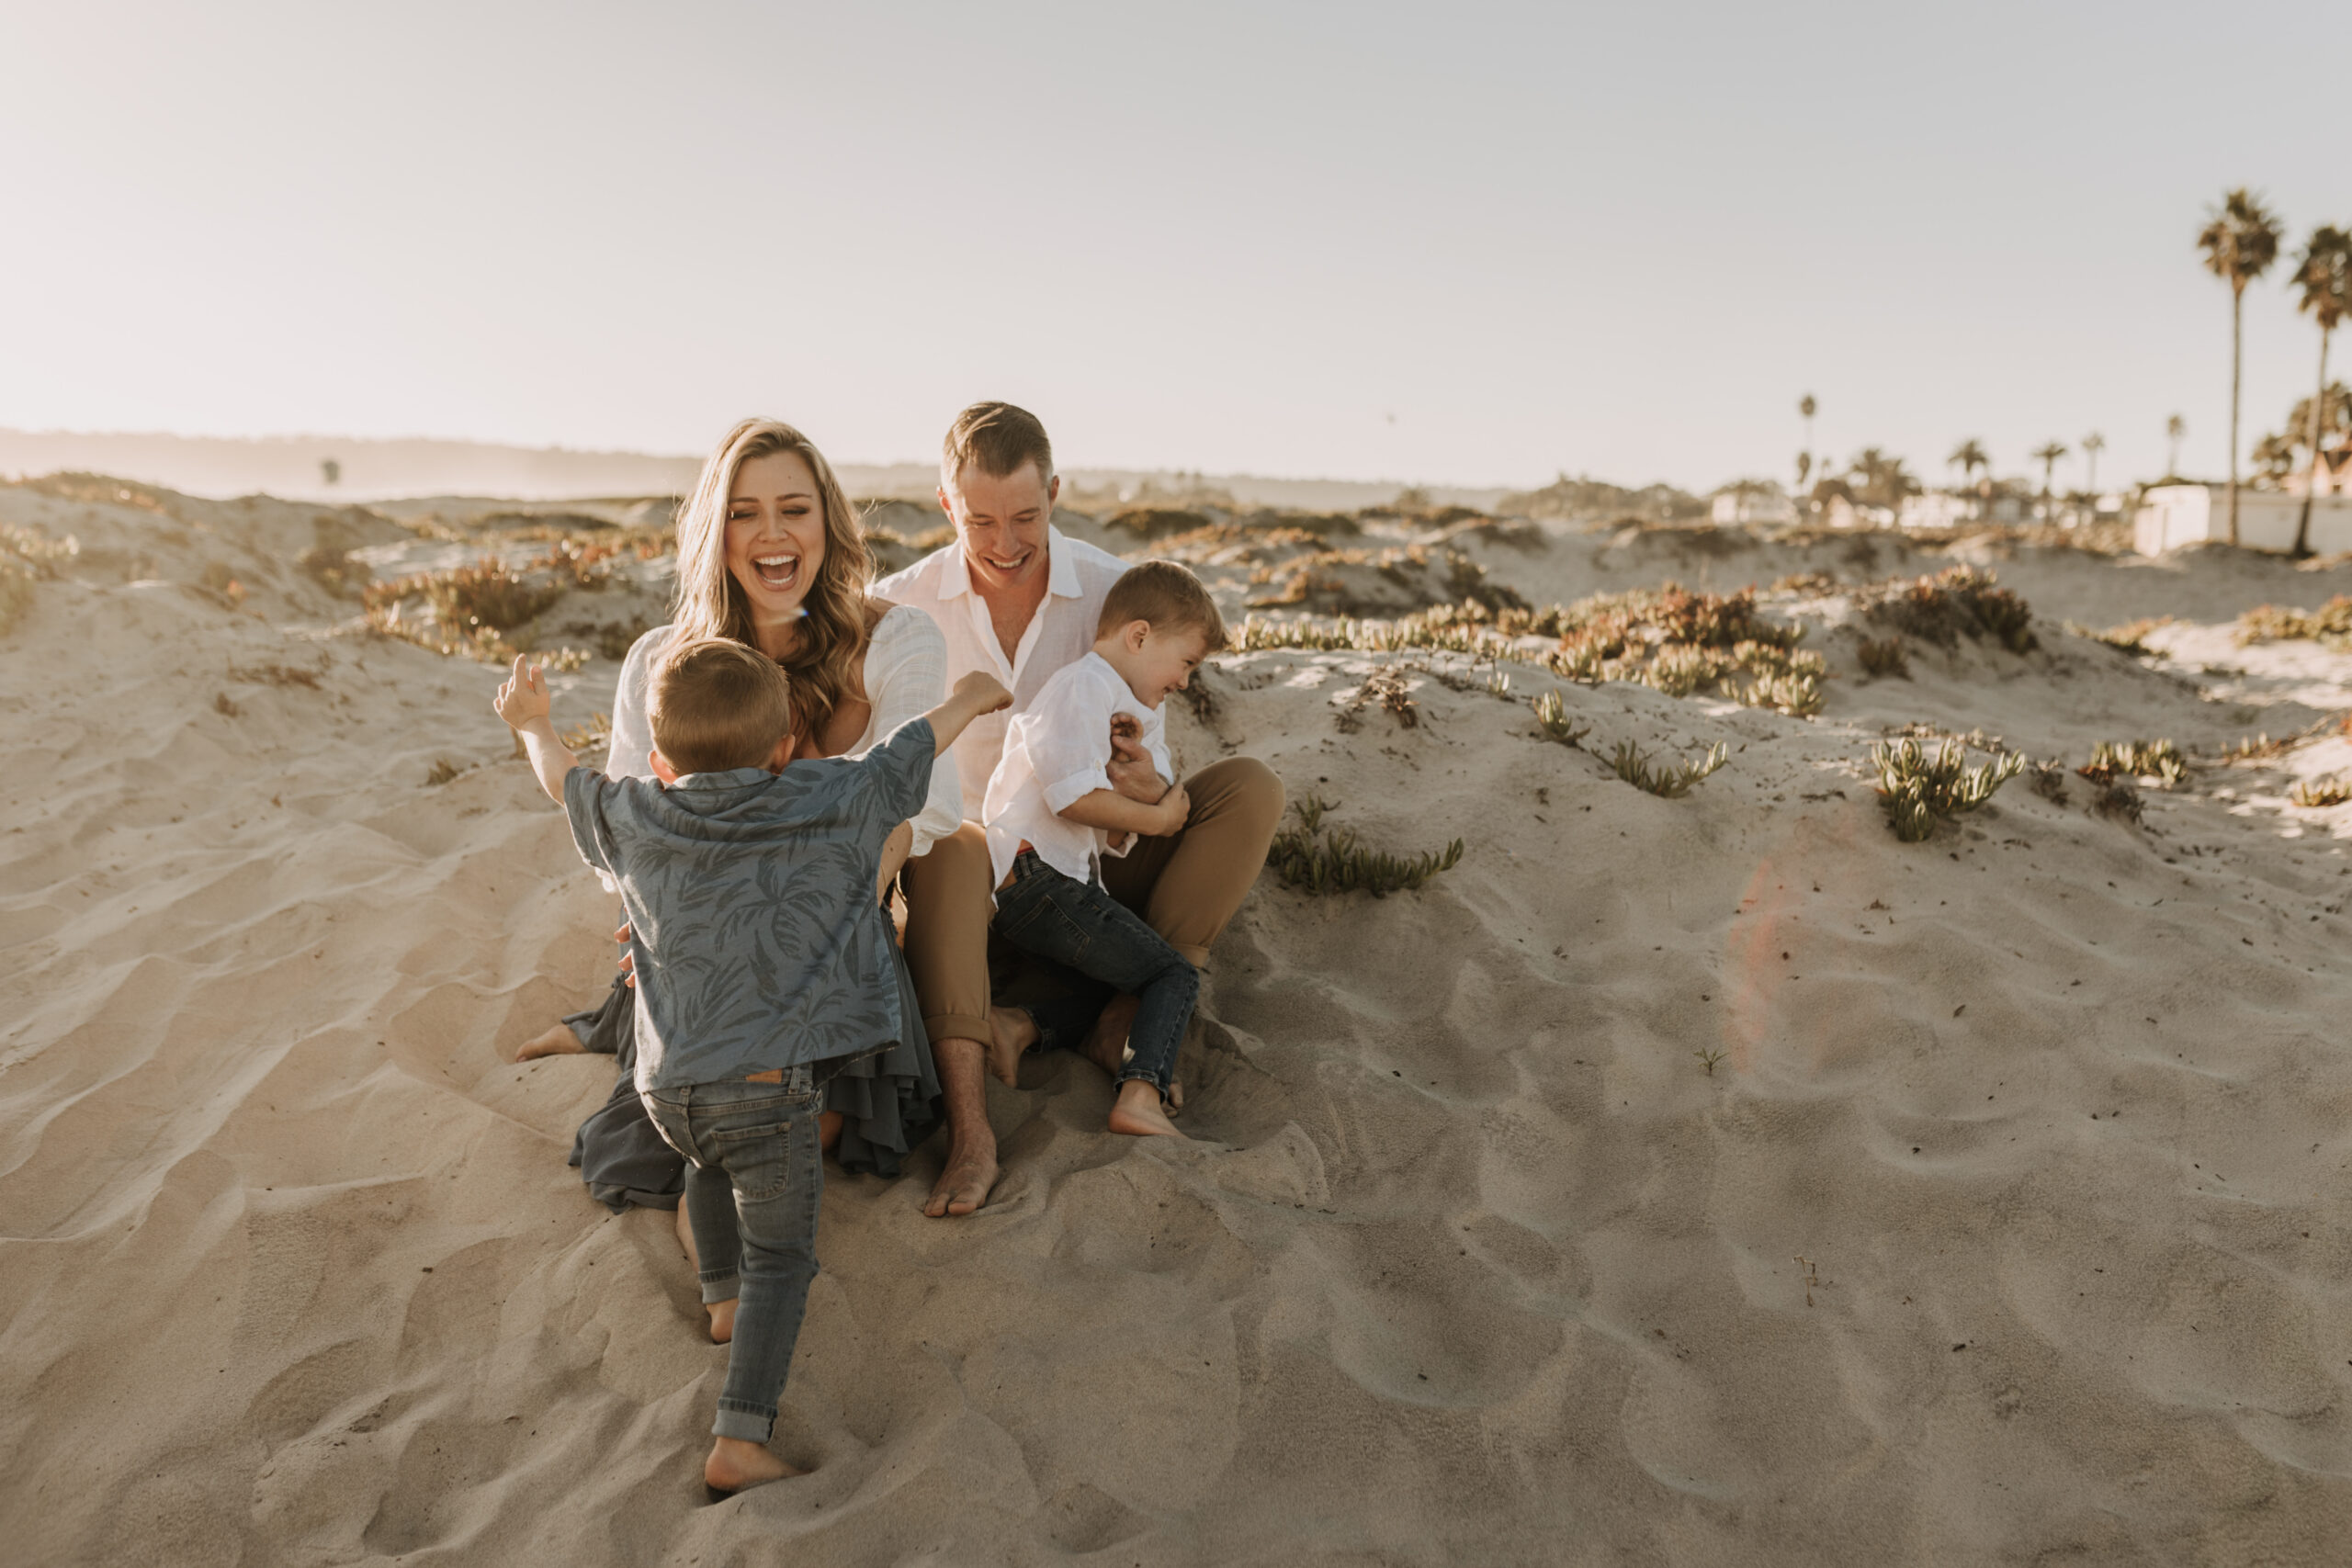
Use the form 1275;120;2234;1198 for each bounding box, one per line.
671;418;875;744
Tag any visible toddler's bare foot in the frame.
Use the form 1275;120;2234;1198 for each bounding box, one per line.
1106;1079;1186;1139
705;1436;799;1495
986;1006;1037;1088
1080;993;1140;1077
706;1298;736;1344
514;1023;585;1062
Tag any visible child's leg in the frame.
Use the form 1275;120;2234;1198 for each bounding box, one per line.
705;1077;825;1482
683;1160;741;1342
992;860;1197;1134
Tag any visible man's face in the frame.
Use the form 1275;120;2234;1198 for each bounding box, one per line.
940;459;1057;597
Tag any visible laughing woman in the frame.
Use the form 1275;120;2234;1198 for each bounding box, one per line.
517;417;968;1242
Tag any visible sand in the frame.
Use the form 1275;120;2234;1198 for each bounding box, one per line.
3;478;2350;1565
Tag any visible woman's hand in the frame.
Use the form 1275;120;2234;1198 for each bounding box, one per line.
616;921;634;987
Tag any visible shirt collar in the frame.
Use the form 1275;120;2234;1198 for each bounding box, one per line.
938;525;1082;602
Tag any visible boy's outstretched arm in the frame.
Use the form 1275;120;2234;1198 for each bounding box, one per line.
918;671;1012;755
493;656;582;803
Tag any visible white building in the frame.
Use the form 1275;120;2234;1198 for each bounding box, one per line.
2133;484;2352;555
1710;488;1795;525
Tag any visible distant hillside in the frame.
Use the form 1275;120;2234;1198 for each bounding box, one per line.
0;429;1510;511
1497;472;1705;524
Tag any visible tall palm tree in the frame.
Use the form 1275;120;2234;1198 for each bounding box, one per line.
1947;439;1990;515
1797;394;1816;497
2030;441;2069;518
2290;225;2352;556
2165;413;2186;479
2081;432;2106;500
2199;188;2284;545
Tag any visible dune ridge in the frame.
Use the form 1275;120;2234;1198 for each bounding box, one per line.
3;479;2350;1564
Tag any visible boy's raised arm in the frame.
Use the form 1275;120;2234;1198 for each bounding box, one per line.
917;671;1012;755
493;656;583;803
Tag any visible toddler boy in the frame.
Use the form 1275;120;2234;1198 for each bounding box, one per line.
494;637;1008;1495
981;560;1226;1139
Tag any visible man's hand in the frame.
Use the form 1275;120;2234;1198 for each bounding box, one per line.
616;921;634;988
494;656;553;730
1105;713;1167;803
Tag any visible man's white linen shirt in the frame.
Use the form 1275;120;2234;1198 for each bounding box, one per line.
873;525;1131;818
981;651;1173;889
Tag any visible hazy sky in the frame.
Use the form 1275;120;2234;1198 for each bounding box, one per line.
3;2;2344;493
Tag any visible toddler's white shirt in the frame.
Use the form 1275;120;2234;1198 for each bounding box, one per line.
982;651;1171;890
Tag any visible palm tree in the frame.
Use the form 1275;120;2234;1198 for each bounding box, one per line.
1797;394;1817;497
1947;439;1990;516
2198;189;2284;545
2290;225;2352;556
2081;432;2106;502
2165;413;2187;479
2030;441;2069;518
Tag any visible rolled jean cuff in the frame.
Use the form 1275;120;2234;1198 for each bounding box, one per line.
1115;1065;1173;1100
713;1401;775;1443
923;1011;993;1047
698;1267;740;1306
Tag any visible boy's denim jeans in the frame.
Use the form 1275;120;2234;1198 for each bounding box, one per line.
639;1067;823;1443
992;851;1197;1098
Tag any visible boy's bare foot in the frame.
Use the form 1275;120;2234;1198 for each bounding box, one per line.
1080;993;1140;1076
923;1135;1000;1217
986;1006;1037;1088
1106;1078;1186;1139
514;1023;585;1062
705;1436;799;1495
706;1298;736;1344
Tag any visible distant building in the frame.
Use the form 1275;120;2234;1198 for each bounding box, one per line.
2285;449;2352;498
1898;493;1973;529
1709;484;1794;525
2133;483;2352;554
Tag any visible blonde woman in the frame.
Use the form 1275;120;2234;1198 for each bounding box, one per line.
519;418;993;1231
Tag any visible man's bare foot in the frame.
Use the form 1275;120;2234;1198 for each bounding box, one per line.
986;1006;1037;1088
706;1298;736;1344
1080;993;1140;1076
514;1023;586;1062
705;1436;799;1495
923;1138;1000;1217
1107;1078;1186;1139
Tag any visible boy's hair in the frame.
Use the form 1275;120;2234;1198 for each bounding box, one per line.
649;637;795;774
1097;559;1227;650
942;401;1054;488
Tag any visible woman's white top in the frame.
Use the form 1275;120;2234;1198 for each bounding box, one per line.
605;604;964;855
981;650;1171;890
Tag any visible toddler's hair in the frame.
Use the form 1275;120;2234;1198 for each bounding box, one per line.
1097;559;1227;650
649;637;795;774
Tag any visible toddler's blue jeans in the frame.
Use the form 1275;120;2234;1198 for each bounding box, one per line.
640;1066;823;1442
992;850;1197;1099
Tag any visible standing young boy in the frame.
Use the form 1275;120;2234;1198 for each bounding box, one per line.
494;637;1008;1495
981;560;1226;1139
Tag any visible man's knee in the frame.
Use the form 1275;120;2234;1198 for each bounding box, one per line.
1191;757;1285;840
907;821;993;897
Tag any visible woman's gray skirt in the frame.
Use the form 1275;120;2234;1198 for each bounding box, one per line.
562;930;943;1210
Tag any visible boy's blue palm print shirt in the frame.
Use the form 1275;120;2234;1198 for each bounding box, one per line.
561;717;934;1092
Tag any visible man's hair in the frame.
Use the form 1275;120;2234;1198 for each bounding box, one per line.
648;637;795;774
1097;559;1227;650
942;401;1054;489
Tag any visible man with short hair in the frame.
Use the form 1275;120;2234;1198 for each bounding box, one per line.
878;402;1284;1217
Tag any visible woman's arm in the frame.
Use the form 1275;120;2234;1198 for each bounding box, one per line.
605;625;675;784
857;604;965;852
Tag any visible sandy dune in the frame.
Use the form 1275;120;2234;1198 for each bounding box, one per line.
4;479;2350;1564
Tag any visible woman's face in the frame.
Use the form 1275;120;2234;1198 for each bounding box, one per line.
725;450;830;625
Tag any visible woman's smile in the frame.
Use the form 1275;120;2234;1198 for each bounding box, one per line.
725;449;828;622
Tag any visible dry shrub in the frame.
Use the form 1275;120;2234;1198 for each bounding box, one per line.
364;557;566;638
1249;544;1527;618
1104;507;1213;540
2078;739;2185;785
2237;595;2352;649
1269;793;1463;897
2092;617;2169;657
1871;737;2025;841
231;661;322;689
1857;636;1910;679
1862;565;2037;653
2289;776;2352;807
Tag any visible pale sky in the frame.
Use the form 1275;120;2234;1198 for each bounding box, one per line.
2;1;2343;494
